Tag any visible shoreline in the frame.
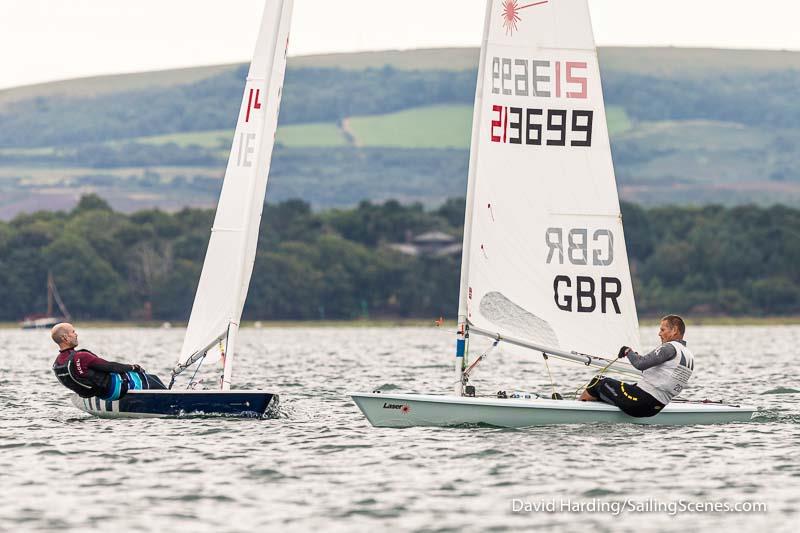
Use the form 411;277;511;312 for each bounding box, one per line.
3;316;800;329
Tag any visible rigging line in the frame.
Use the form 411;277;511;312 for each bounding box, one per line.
462;340;500;381
542;353;560;398
574;357;618;399
186;353;207;390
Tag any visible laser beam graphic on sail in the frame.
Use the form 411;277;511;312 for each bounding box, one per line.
502;0;549;35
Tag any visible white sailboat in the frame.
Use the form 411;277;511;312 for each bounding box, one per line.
73;0;293;418
351;0;755;427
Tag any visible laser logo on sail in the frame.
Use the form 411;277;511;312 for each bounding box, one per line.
501;0;549;36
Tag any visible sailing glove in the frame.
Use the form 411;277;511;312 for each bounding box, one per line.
617;346;631;359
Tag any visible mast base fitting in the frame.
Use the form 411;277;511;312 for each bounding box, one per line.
551;392;563;400
465;385;476;397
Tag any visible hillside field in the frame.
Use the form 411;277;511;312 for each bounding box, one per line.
2;46;800;217
112;104;632;151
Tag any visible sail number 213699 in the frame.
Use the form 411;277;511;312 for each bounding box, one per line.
490;106;593;147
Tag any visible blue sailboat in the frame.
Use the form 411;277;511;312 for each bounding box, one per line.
73;0;294;418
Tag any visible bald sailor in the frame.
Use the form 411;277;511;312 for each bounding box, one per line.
51;322;166;400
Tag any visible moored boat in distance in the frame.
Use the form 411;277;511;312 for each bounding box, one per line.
21;315;64;330
20;272;71;329
350;0;756;427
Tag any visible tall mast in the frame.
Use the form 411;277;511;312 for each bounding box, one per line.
48;272;71;320
454;0;494;396
47;271;54;317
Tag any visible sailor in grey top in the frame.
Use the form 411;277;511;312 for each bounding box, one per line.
623;339;694;405
580;315;693;417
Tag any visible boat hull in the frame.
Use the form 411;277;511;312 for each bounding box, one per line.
71;390;278;419
350;392;756;427
20;316;62;329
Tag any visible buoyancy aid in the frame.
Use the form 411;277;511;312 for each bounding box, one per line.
52;349;110;398
638;341;695;404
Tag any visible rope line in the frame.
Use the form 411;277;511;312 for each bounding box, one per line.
542;353;559;398
186;353;206;390
574;357;618;398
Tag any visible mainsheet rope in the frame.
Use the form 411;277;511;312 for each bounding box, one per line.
574;357;619;399
541;353;562;399
185;353;206;389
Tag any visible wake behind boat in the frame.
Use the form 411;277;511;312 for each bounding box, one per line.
72;0;294;419
351;0;756;427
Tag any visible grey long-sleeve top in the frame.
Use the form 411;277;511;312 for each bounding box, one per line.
625;340;686;371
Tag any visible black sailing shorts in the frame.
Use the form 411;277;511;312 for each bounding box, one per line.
585;377;665;418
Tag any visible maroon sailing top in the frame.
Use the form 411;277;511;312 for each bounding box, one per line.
53;349;134;376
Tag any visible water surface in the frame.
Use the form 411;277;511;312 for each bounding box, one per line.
1;325;797;532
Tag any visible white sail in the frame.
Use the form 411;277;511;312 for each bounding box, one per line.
178;0;293;372
459;0;640;358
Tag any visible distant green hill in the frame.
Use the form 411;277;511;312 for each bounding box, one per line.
599;46;800;76
0;64;238;112
2;46;800;218
5;46;799;110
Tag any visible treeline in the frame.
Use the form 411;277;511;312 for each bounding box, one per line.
0;195;798;321
0;195;464;321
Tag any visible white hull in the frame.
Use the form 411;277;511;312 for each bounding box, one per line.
350;392;756;427
20;316;62;329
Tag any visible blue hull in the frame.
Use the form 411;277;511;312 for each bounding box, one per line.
72;390;278;418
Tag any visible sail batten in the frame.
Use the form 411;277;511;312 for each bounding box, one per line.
458;0;640;361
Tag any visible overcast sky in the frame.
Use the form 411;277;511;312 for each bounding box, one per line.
2;0;799;90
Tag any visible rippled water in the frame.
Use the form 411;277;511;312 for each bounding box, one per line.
1;325;798;532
